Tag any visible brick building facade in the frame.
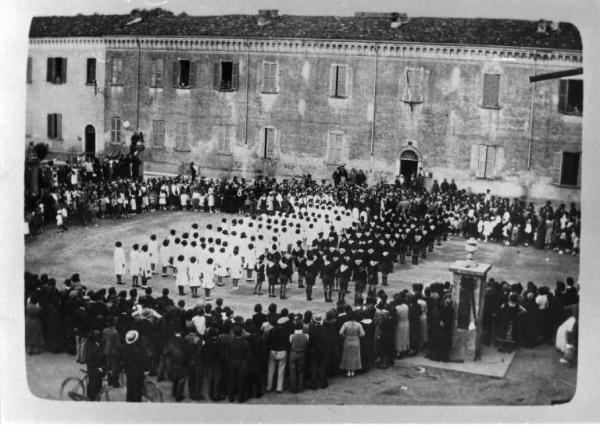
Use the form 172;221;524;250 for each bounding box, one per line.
28;10;583;202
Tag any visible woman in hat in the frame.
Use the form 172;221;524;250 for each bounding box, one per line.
338;312;365;378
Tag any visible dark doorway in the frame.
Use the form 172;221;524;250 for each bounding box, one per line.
399;149;419;183
85;125;95;157
561;152;580;186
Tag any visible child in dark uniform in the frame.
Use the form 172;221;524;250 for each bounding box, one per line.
254;254;265;296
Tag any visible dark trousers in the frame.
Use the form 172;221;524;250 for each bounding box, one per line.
227;364;248;402
246;366;264;399
206;365;222;400
87;373;102;401
126;375;144;402
172;373;187;400
309;352;329;389
289;352;306;393
188;363;204;400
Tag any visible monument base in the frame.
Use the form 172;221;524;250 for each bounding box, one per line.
450;328;477;362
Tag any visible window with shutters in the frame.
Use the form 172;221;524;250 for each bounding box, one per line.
262;127;275;159
86;58;96;85
553;151;581;187
481;74;501;109
110;117;122;144
262;62;278;94
110;58;123;85
173;59;196;89
329;64;348;98
327;131;344;164
47;113;62;140
217;126;231;154
402;68;423;104
558;79;583;115
152;120;165;148
474;144;497;179
46;57;67;84
150;59;163;88
213;61;239;92
27;57;32;84
175;122;189;151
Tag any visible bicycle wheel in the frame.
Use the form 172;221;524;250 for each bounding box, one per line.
60;377;86;401
143;380;163;402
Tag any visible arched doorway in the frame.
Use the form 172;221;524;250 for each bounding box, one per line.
399;148;420;183
84;125;96;157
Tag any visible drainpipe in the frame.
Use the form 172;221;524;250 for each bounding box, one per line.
244;40;250;145
527;51;537;170
135;37;141;132
369;44;379;173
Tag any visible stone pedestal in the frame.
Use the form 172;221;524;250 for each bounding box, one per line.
448;260;491;361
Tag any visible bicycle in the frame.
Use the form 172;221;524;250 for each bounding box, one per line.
119;370;164;402
59;369;114;401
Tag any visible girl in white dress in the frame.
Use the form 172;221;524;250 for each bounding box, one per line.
148;234;159;274
113;241;126;285
130;244;141;287
188;256;201;298
175;255;189;296
159;190;167;210
160;239;171;277
229;247;243;290
208;187;215;213
201;258;216;300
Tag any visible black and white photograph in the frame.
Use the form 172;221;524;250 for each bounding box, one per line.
2;0;599;422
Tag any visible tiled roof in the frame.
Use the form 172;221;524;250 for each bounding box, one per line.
29;10;582;51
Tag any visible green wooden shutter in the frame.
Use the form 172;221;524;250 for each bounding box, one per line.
336;66;347;97
265;128;275;158
61;58;67;83
47;114;53;138
151;60;157;86
558;80;567;113
482;74;500;107
189;62;196;88
27;57;32;84
493;146;504;178
56;114;62;140
156;60;163;86
476;145;487;178
485;146;496;178
577;152;582;187
46;58;53;82
213;62;220;90
232;62;239;91
552;151;563;184
329;65;336;97
172;61;179;87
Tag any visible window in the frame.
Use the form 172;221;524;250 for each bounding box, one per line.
27;57;32;84
110;117;122;144
110;58;123;85
151;59;163;87
327;131;344;164
558;79;583;115
262;127;275;159
86;58;96;85
172;60;196;89
217;126;231;153
481;74;500;109
47;113;62;139
329;65;348;98
262;62;278;93
175;122;189;151
473;144;499;178
213;61;239;91
46;57;67;84
402;68;424;103
152;120;165;148
553;151;581;187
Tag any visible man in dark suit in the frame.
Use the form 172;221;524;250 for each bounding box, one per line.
308;316;331;389
226;325;251;402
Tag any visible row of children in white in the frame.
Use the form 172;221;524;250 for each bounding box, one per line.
113;199;358;297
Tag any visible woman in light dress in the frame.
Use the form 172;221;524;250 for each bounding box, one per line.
394;294;410;357
339;311;365;377
175;255;189;296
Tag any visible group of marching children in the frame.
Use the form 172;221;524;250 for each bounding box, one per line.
112;196;446;306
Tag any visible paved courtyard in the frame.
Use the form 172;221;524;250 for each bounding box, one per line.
24;210;579;404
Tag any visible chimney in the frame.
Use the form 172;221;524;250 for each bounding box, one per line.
537;19;550;34
258;9;279;26
390;12;408;29
355;12;408;28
